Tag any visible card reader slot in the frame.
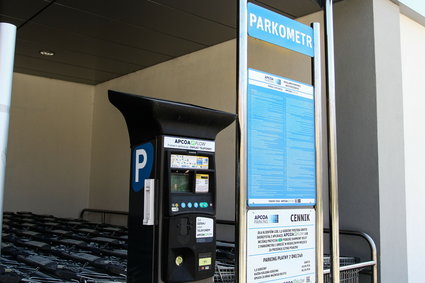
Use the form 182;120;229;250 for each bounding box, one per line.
143;179;155;225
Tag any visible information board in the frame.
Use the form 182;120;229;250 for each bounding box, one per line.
247;69;316;206
247;209;315;283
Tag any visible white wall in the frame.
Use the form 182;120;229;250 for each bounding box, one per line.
373;0;408;281
400;14;425;282
4;73;94;218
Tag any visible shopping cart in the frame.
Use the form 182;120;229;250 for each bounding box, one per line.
324;256;362;283
215;241;236;282
215;262;236;283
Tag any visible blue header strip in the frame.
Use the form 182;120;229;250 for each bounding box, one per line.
248;3;314;57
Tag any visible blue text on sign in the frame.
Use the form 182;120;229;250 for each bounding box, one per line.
248;3;314;57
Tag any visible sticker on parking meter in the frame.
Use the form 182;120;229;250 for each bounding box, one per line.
196;217;214;242
131;142;154;192
247;209;315;282
195;174;209;193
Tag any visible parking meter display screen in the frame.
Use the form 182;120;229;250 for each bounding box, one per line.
170;173;191;193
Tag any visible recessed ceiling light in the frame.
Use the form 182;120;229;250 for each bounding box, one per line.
39;50;55;56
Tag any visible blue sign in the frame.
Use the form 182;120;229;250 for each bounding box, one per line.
247;69;316;207
248;3;314;57
131;142;154;192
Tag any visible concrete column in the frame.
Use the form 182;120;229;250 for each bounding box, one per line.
0;22;17;251
333;0;381;258
373;0;408;282
333;0;408;281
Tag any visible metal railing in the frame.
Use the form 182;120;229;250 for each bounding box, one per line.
79;208;128;225
323;229;378;283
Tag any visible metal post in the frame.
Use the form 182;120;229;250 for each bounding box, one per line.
0;22;17;255
237;1;248;282
324;1;340;282
313;22;324;283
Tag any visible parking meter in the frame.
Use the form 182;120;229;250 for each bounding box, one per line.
108;90;236;283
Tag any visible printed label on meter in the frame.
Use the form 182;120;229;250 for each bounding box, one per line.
195;174;209;193
196;217;213;242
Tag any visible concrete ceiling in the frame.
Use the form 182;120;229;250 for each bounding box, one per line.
0;0;323;85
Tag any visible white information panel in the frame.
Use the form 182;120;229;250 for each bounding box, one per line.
196;217;214;239
164;136;215;152
195;174;209;193
247;209;315;283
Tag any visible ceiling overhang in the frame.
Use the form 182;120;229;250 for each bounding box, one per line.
0;0;324;85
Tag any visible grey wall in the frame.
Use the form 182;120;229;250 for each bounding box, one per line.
5;73;94;218
333;0;381;258
333;0;387;276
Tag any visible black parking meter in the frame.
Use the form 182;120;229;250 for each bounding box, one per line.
108;90;236;283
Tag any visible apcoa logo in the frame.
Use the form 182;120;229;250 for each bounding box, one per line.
255;215;268;220
264;75;283;86
175;139;191;145
174;139;207;147
264;75;274;83
254;214;279;224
